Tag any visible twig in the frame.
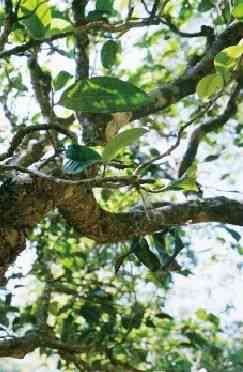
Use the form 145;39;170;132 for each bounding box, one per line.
178;83;241;177
0;164;155;188
0;124;77;161
134;97;219;176
0;17;162;59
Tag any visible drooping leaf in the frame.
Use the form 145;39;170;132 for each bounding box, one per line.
101;39;120;69
155;312;174;320
63;144;101;174
53;70;73;91
224;226;241;242
196;73;224;99
102;128;147;162
59;77;152;113
131;238;161;272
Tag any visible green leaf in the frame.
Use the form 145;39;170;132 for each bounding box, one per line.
217;45;243;60
86;10;108;22
198;0;214;12
96;0;114;14
232;3;243;18
214;51;233;69
47;18;73;36
60;77;152;113
214;45;243;79
102;128;147;162
101;39;120;69
66;144;101;162
64;144;101;174
131;238;161;272
53;71;73;91
20;0;51;39
196;73;224;99
165;177;199;192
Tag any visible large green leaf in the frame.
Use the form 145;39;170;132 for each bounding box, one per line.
196;73;224;99
59;77;152;113
102;128;147;162
64;144;101;175
101;40;120;69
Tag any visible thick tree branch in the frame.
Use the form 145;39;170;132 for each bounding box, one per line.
60;195;243;243
1;171;243;279
0;331;95;358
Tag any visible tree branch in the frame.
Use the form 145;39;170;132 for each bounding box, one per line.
133;22;243;119
1;171;243;280
0;124;77;162
178;83;241;177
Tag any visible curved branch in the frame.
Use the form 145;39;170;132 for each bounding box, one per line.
0;124;77;162
1;172;243;280
178;83;240;177
0;331;94;358
60;195;243;243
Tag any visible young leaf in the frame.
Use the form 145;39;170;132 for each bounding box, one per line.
232;3;243;18
63;144;101;174
222;45;243;59
101;40;120;69
196;73;224;99
102;128;147;162
59;77;152;113
53;71;73;91
214;46;243;73
19;0;51;39
47;18;73;36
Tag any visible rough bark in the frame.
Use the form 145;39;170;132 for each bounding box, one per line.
1;174;243;281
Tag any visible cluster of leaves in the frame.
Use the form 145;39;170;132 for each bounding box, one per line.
196;1;243;99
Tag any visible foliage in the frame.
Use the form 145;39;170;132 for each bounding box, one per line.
1;0;243;371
